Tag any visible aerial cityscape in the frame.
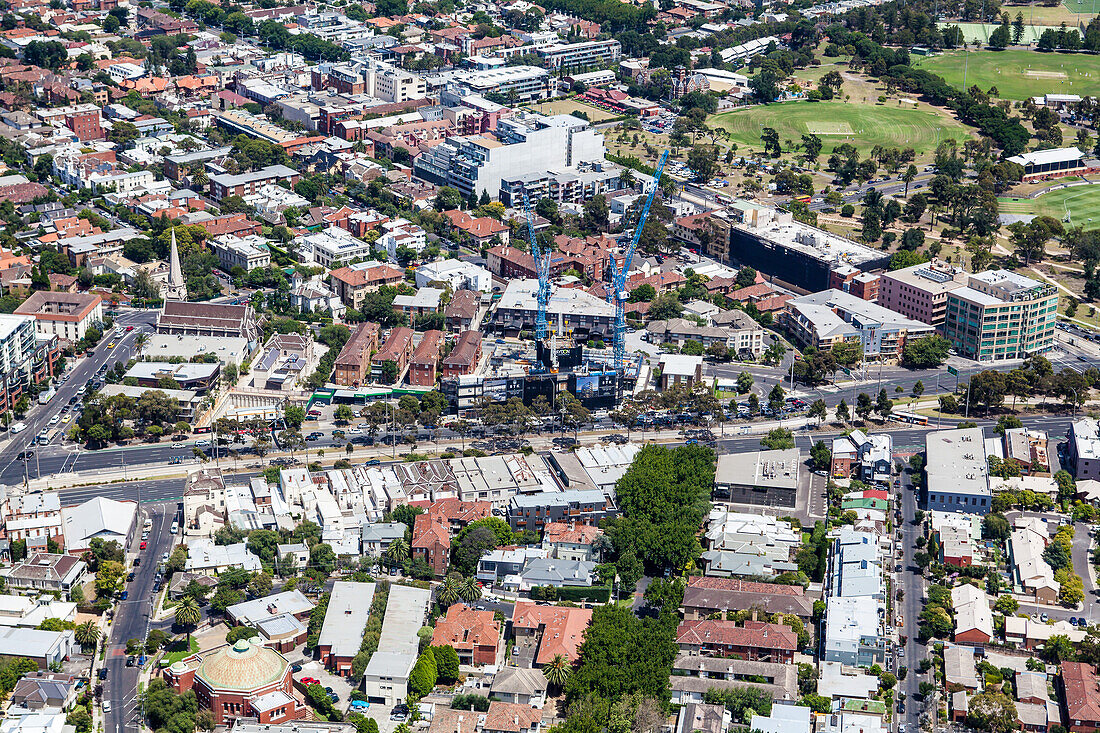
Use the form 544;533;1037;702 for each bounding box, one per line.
1;0;1100;732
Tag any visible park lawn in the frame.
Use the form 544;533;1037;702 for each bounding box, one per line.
998;184;1100;227
912;49;1100;100
164;636;199;665
708;99;973;158
527;98;617;122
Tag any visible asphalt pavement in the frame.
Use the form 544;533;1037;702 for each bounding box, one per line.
898;461;923;732
2;309;157;486
103;501;178;733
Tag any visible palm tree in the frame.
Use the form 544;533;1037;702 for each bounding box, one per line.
438;574;461;607
542;654;571;691
385;538;408;568
74;620;99;651
175;597;201;644
458;576;481;603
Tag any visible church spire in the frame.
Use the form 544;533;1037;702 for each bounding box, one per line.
164;227;187;301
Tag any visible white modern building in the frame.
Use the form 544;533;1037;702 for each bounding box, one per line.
211;235;271;273
415;260;492;292
301;226;376;269
415;113;605;200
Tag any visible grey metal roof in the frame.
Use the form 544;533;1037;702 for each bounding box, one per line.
318;581;376;658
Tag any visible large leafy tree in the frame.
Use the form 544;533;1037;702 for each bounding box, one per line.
565;604;677;704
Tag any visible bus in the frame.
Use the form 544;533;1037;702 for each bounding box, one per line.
891;412;929;426
794;195;812;204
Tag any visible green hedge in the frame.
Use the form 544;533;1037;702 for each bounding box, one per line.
531;585;612;603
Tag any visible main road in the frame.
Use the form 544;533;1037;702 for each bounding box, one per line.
4;309;157;486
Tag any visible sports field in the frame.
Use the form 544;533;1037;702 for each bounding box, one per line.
999;183;1100;227
528;99;617;122
708;100;972;157
913;49;1100;100
937;21;1061;44
1062;0;1100;15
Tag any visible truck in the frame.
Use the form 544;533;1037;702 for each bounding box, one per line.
38;388;55;405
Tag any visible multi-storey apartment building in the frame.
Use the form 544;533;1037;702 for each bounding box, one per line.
941;270;1058;361
536;40;622;69
415;113;605;201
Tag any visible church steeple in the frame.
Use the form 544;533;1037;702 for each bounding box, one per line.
164;227;187;301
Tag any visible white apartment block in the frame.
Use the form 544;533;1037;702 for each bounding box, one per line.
414;113;606;200
537;40;622;69
211;235;272;272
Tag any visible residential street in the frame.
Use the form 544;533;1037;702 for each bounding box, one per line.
102;501;178;733
897;459;924;733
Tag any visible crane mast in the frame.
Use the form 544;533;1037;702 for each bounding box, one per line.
607;150;669;372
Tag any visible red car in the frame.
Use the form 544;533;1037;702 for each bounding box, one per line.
126;325;134;331
300;677;320;686
139;541;147;549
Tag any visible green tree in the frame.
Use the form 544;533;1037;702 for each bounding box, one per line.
409;647;438;696
74;620;99;650
810;440;831;470
174;597;201;643
761;428;795;450
543;653;572;691
432;644;460;683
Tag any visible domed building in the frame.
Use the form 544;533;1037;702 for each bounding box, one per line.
165;637;305;725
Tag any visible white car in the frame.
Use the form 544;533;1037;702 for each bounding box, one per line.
48;415;59;426
102;701;111;714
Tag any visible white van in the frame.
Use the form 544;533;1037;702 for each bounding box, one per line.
11;422;26;434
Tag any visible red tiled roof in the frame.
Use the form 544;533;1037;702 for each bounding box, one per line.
431;603;500;652
330;264;405;288
412;512;449;551
428;497;491;525
675;620;798;651
1064;663;1100;723
511;602;592;665
542;522;600;546
483;702;541;733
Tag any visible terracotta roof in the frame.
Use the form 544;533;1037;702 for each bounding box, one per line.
374;326;414;363
443;210;508;237
675;620;798;651
1064;663;1100;723
511;602;592;665
429;709;480;733
410;329;443;367
443;330;481;369
542;522;601;546
333;322;379;369
445;289;479;320
428;497;491;525
483;702;541;733
725;283;775;301
431;603;500;652
330;264;405;288
687;576;804;595
412;512;450;551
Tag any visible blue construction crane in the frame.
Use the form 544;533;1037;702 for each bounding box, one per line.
607;150;669;372
523;192;551;345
